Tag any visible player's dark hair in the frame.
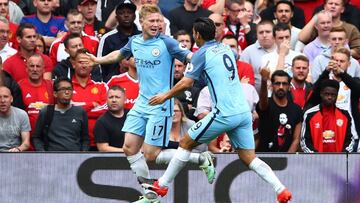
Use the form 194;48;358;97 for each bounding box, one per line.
193;17;216;41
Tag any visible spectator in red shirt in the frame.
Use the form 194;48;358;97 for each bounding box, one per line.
71;48;107;151
0;0;18;49
18;54;53;150
77;0;106;38
290;55;312;109
107;57;138;110
3;23;53;82
223;0;257;50
301;79;356;152
49;9;99;65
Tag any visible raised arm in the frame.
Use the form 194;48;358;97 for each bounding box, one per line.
298;14;317;44
258;67;270;111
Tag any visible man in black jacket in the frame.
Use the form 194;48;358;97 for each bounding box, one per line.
32;77;89;151
52;33;102;81
306;47;360;150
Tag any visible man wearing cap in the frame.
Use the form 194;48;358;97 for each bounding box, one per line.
301;79;357;152
77;0;106;38
97;0;140;82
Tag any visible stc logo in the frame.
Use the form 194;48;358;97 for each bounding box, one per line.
134;58;161;68
77;157;287;202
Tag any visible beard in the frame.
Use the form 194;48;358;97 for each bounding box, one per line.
274;89;287;99
58;98;71;106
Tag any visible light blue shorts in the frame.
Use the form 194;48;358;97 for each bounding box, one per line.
188;111;255;150
122;110;172;147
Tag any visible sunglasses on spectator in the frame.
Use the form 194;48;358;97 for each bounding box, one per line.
272;82;289;86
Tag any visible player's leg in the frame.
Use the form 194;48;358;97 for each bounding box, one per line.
139;113;221;196
142;115;206;166
123;113;149;179
228;112;292;203
122;113;157;203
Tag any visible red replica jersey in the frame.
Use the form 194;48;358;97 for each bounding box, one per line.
107;72;139;110
71;77;107;147
84;23;95;37
49;32;99;65
223;16;248;50
236;60;255;86
9;22;19;49
18;79;53;150
3;51;53;82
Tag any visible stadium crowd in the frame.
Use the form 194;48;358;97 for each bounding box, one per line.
0;0;359;153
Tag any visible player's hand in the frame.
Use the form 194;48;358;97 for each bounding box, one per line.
84;52;99;67
149;93;167;105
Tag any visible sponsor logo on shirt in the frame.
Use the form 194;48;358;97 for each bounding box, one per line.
28;102;47;110
134;58;161;69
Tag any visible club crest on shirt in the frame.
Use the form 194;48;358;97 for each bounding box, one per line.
91;87;99;94
185;63;193;73
336;119;344;127
152;48;160;57
44;92;48;99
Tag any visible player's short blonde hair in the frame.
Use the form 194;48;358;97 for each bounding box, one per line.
139;4;161;22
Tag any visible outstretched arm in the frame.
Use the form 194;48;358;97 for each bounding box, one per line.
87;50;125;66
149;77;194;105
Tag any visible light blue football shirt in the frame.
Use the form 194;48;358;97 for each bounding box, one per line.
120;33;191;116
185;40;250;116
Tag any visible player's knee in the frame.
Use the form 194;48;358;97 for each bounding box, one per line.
123;143;136;156
179;138;196;150
143;152;157;162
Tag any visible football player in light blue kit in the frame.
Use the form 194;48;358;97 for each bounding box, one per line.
87;4;215;203
144;17;292;203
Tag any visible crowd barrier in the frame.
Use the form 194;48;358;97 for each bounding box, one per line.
0;153;359;203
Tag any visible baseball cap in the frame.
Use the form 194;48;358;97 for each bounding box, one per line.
116;0;137;12
79;0;97;6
